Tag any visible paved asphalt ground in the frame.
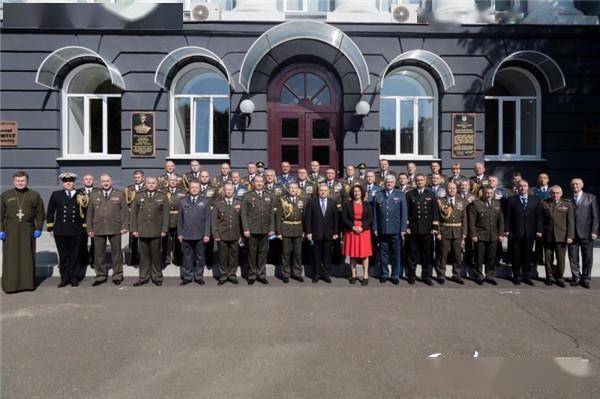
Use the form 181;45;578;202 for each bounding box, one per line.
2;277;600;399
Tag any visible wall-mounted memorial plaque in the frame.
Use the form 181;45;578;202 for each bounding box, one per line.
131;112;156;157
451;113;475;159
0;121;18;147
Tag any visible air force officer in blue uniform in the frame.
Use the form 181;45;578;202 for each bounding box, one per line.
372;175;408;285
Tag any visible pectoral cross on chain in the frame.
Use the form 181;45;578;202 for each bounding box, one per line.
17;208;25;222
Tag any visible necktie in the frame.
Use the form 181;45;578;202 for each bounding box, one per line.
227;199;232;206
67;191;71;199
321;199;326;216
367;185;372;195
192;197;196;205
450;198;454;207
104;191;108;199
575;195;581;205
521;197;527;209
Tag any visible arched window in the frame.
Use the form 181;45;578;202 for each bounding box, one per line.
279;72;331;106
170;63;230;157
379;67;438;159
62;64;122;159
485;67;541;160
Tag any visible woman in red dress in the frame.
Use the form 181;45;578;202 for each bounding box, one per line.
342;185;373;285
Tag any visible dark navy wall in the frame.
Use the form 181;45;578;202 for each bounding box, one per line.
1;23;599;202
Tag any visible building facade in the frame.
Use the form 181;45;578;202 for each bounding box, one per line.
1;1;599;201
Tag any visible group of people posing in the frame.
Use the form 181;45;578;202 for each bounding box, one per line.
1;159;598;293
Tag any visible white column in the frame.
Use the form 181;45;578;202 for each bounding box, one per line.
327;0;390;22
525;0;598;25
222;0;284;21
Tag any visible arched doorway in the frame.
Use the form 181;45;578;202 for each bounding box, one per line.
267;62;341;172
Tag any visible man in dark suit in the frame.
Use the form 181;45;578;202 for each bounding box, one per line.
505;180;543;286
304;184;339;283
372;175;408;285
46;173;86;287
568;178;599;289
375;159;396;186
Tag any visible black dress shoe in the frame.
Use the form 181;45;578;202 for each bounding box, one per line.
282;277;290;284
217;279;227;286
349;277;357;285
512;277;521;286
389;277;400;285
475;278;484;286
522;278;534;286
247;279;255;285
257;277;269;285
323;276;332;284
379;277;387;283
581;281;591;289
555;280;565;288
92;279;107;287
484;278;496;286
437;278;445;285
153;280;162;287
544;279;554;286
361;279;369;286
113;280;122;286
408;277;416;285
423;279;433;286
70;281;79;287
133;279;149;287
312;277;319;283
229;277;239;284
57;281;69;288
454;277;465;285
291;276;304;283
570;279;579;287
180;279;192;286
195;278;206;285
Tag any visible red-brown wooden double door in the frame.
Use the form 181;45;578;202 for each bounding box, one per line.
267;63;341;172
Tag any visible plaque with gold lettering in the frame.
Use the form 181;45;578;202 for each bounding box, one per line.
451;113;475;159
0;121;18;147
131;112;156;157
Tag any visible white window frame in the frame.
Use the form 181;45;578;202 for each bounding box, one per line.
169;63;230;160
379;66;439;161
59;64;122;161
283;0;330;13
484;67;542;161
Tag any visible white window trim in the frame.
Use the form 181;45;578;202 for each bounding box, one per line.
484;67;542;162
169;63;231;159
379;66;439;160
61;63;122;160
283;0;329;13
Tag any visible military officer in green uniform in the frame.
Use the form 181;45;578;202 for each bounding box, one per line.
158;160;183;191
340;164;365;201
130;177;169;287
296;168;316;198
1;171;45;293
308;161;326;186
162;175;187;266
86;173;129;286
212;183;242;285
276;182;306;283
182;160;202;192
435;182;467;285
264;169;285;198
211;162;232;189
241;175;276;285
198;170;218;208
241;162;259;189
542;185;575;287
468;186;504;285
124;169;145;266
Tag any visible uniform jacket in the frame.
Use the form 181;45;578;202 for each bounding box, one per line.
468;199;504;242
375;170;396;186
241;190;276;235
437;196;468;239
165;187;188;228
303;196;339;240
531;186;551;201
276;195;306;237
571;192;599;239
505;195;543;240
296;180;316;198
265;183;285;198
130;191;169;238
406;189;440;234
177;196;211;240
364;183;381;204
211;198;242;241
469;175;490;194
372;189;408;235
46;190;86;235
542;198;575;243
86;189;128;235
277;173;297;187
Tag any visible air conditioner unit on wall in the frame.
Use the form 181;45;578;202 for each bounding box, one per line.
391;4;419;24
190;1;221;21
